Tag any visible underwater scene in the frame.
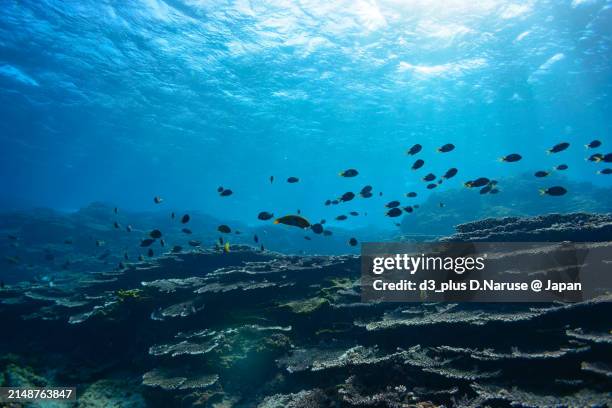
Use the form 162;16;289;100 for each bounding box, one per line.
1;0;612;406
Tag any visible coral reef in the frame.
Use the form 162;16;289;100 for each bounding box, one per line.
0;213;611;406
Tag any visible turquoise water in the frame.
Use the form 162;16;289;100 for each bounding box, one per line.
1;0;611;230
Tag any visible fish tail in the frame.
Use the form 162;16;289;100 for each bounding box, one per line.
539;188;547;195
273;219;280;224
594;157;602;162
224;242;230;253
498;157;505;162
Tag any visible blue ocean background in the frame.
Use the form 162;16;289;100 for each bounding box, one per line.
0;0;611;232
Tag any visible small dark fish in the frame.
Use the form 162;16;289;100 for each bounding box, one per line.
260;244;265;251
586;140;601;149
406;144;422;155
335;215;348;221
443;168;458;179
114;207;118;214
147;248;154;257
348;238;358;246
149;229;162;239
0;280;4;289
220;189;233;196
360;191;373;198
480;185;492;194
113;221;120;229
361;185;373;193
500;153;522;162
254;234;259;243
406;192;417;198
587;153;603;162
160;239;165;247
555;164;568;170
124;252;129;261
439;202;445;208
426;183;437;189
379;192;383;196
386;208;402;217
297;209;301;215
182;228;192;234
218;225;231;233
325;200;331;206
270;176;274;183
411;159;424;170
598;168;612;175
339;192;355;202
118;261;125;270
385;200;400;208
403;206;413;213
350;211;359;216
188;240;201;247
154;196;163;204
437;143;455;153
547;142;569;154
7;235;17;241
140;239;155;247
422;173;436;182
181;214;190;224
540;186;567;196
596;153;612;163
323;230;332;236
258;211;274;220
339;169;359;177
464;177;490;188
217;186;224;192
219;237;224;245
320;219;326;224
304;236;311;241
287;177;299;183
171;212;175;219
172;245;182;253
126;225;133;232
274;215;310;228
311;223;324;234
332;200;339;205
534;171;549;178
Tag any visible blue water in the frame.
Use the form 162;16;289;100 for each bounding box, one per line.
1;0;611;230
